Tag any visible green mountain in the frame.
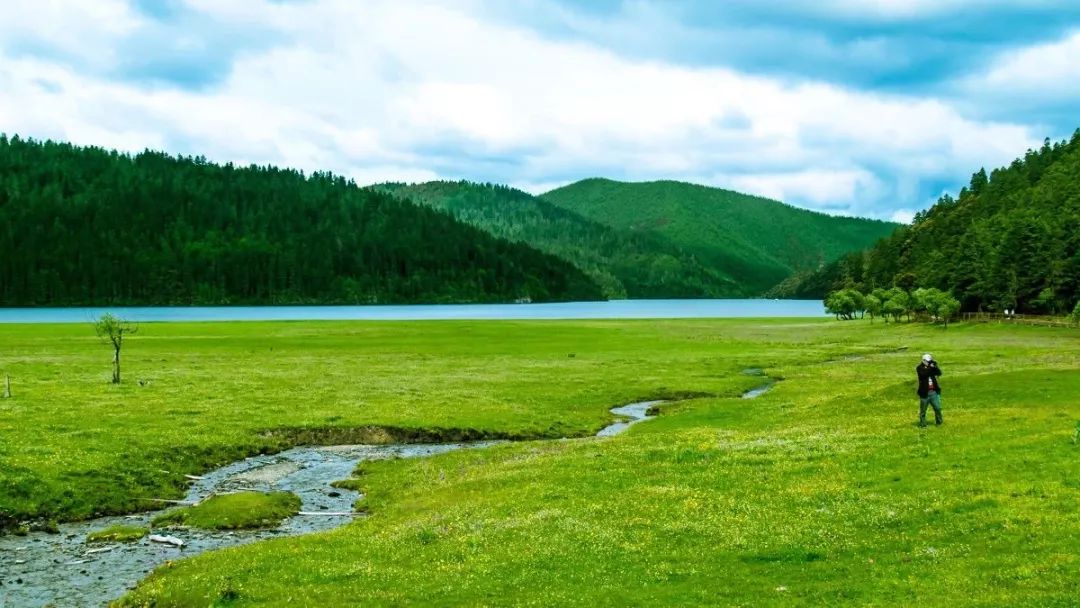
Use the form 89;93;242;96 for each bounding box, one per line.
375;181;741;298
541;178;899;294
0;136;603;305
792;131;1080;313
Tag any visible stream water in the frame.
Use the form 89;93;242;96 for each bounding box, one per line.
0;402;661;607
741;382;776;399
740;368;776;399
595;401;662;437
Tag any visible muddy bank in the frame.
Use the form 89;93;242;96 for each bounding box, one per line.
0;401;661;607
256;423;563;447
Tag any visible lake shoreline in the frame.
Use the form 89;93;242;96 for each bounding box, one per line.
0;299;826;323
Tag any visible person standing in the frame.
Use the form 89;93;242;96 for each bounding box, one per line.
916;353;943;426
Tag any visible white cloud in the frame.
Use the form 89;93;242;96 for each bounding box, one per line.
890;209;915;224
512;180;573;195
0;0;1043;218
348;165;441;186
721;168;885;210
974;29;1080;96
0;1;143;69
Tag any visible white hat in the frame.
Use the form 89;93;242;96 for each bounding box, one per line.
922;353;932;362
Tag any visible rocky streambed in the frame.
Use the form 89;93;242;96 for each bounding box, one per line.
1;401;661;607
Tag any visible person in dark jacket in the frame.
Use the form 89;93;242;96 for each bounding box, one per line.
916;353;943;426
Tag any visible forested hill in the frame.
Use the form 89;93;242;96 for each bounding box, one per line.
374;181;742;298
540;178;898;294
0;136;603;306
783;131;1080;313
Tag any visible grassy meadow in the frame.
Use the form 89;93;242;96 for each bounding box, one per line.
1;319;740;527
1;319;1078;605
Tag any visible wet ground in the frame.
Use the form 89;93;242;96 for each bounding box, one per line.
0;402;658;607
740;368;777;399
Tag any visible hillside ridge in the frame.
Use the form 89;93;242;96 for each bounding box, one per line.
376;180;744;298
541;177;898;294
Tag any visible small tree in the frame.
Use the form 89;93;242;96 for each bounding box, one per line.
864;294;882;324
911;287;937;321
1071;301;1080;326
871;288;891;323
825;290;856;320
94;313;137;384
924;290;961;328
884;287;911;322
848;289;867;319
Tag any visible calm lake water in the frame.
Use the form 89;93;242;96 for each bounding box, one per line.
0;299;826;324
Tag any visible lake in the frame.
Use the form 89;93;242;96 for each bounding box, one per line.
0;299;826;323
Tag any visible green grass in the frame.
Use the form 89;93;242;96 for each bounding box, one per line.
86;524;149;543
0;319;778;528
2;319;1079;606
152;492;301;530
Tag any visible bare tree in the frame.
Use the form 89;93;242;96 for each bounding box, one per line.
94;313;137;384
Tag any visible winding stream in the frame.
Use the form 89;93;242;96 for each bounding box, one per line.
0;401;660;607
741;382;776;399
740;368;777;399
595;400;662;437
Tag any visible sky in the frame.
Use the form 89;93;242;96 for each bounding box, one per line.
1;1;1079;222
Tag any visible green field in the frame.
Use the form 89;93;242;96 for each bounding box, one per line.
1;319;1078;606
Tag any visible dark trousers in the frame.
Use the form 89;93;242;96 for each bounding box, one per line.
919;391;942;426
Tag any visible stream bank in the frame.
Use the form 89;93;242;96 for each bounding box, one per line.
0;401;660;607
741;368;778;399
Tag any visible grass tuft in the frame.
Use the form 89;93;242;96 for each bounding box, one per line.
86;524;149;543
151;492;301;531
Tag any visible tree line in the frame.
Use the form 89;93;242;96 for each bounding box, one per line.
376;181;742;299
826;286;961;327
803;130;1080;316
0;136;603;306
